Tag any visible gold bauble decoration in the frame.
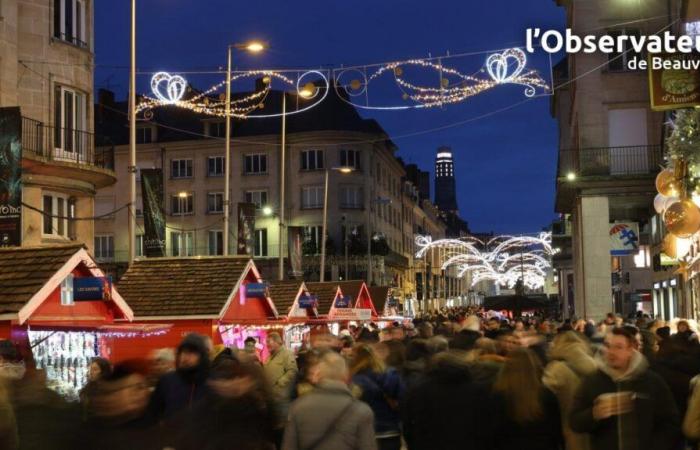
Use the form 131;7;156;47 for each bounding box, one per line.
262;76;271;85
664;199;700;238
350;79;362;91
394;67;403;77
662;234;692;259
656;168;679;196
441;77;449;88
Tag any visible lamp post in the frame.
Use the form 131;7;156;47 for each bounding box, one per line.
223;41;265;257
178;191;187;257
128;0;137;265
320;166;354;282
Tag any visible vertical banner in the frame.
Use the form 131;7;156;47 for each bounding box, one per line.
288;226;303;278
0;107;22;247
237;202;256;256
140;169;166;257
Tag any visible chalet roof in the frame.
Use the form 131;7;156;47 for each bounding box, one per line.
116;257;251;317
267;281;304;317
305;280;365;315
0;245;84;314
368;286;390;314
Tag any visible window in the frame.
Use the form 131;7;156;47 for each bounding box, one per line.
171;231;194;257
244;154;267;174
171;193;193;215
171;159;193;178
301;186;323;209
54;86;87;155
208;156;225;177
245;190;268;209
301;150;324;170
136;127;153;144
207;121;225;138
607;29;642;72
207;192;224;214
54;0;87;48
304;226;322;249
60;274;74;306
340;149;361;170
208;230;224;255
634;246;651;268
94;235;114;261
42;192;73;238
340;185;363;209
254;229;268;257
136;234;144;257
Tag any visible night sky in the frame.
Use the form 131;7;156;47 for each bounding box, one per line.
95;0;565;234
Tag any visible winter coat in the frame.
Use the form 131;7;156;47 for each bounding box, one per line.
683;380;700;448
490;387;564;450
264;346;298;426
402;351;492;450
351;368;403;436
282;380;377;450
652;351;700;418
569;351;681;450
543;341;597;450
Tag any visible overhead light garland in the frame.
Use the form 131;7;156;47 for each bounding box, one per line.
137;47;550;118
415;232;556;290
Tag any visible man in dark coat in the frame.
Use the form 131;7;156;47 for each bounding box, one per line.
146;333;211;423
570;327;681;450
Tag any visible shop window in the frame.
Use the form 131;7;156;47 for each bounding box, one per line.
54;0;88;48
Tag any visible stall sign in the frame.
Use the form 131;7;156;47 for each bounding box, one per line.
246;283;268;299
74;277;112;301
298;294;318;309
331;308;372;321
335;295;352;308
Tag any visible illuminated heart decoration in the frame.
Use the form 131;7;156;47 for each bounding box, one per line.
486;48;527;83
151;72;187;103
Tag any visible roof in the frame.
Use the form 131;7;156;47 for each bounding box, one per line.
305;280;365;315
0;245;85;314
116;257;251;317
368;286;390;314
267;281;304;317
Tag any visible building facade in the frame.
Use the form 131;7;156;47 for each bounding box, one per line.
434;146;458;213
0;0;114;251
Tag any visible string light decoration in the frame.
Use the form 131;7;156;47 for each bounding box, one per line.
138;47;550;117
415;232;556;290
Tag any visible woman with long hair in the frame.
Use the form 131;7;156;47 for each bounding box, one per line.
492;347;563;450
350;344;403;450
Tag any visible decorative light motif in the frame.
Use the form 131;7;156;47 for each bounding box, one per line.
151;72;187;104
415;232;556;290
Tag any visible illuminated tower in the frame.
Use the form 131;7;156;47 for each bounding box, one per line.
434;146;458;212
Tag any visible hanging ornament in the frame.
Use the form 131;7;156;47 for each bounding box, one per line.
656;168;680;197
664;200;700;238
662;234;692;259
654;193;668;214
664;196;680;211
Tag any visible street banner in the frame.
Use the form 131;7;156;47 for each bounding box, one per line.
648;52;700;111
288;226;304;278
245;282;268;299
237;202;256;255
74;277;113;301
140;169;166;257
0;107;22;247
330;308;372;321
609;222;639;256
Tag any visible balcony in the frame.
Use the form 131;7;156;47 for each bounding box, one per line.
558;145;662;178
21;116;116;188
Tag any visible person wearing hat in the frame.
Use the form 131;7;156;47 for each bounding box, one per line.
146;334;211;423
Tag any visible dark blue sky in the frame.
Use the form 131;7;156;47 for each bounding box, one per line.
95;0;565;234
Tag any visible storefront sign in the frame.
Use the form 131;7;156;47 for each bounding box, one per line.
246;283;268;299
335;295;352;308
237;203;256;256
331;308;372;321
609;222;639;256
648;52;700;111
74;277;113;301
298;294;318;309
140;169;166;257
0;107;22;247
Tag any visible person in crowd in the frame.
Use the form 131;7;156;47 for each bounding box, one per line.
492;347;564;450
427;335;449;354
291;348;325;400
243;337;261;362
80;356;112;408
264;331;298;446
402;351;492;450
652;337;700;420
570;327;681;450
673;320;699;344
82;360;163;450
0;340;19;450
148;348;175;386
146;333;211;423
283;351;376;450
350;344;403;450
178;356;275;450
684;378;700;448
543;331;597;450
402;339;431;391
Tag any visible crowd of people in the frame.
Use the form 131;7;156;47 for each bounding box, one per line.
2;307;700;449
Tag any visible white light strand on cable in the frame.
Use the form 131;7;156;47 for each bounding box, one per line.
415;232;556;290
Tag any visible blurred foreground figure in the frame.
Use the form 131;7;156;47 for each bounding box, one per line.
570;327;680;450
283;351;376;450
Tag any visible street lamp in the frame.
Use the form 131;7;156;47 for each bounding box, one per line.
320;166;355;282
223;41;266;257
178;191;188;257
262;205;273;216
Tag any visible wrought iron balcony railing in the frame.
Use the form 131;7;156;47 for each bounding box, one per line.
558;145;662;178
